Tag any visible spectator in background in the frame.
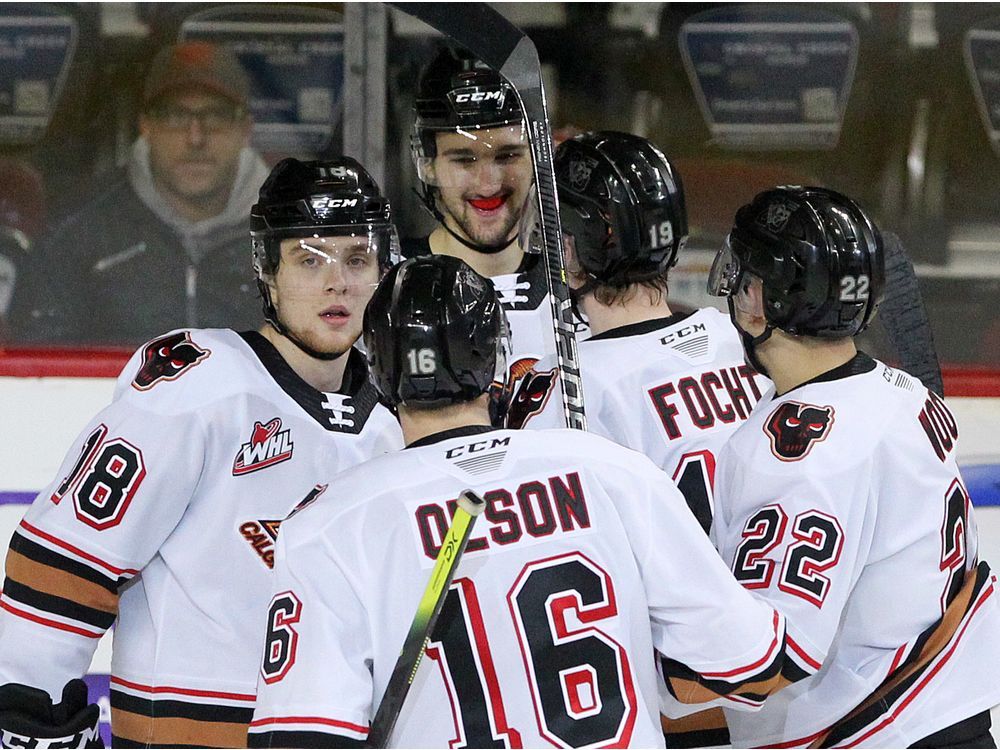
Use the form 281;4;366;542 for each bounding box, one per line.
11;41;270;345
0;160;45;341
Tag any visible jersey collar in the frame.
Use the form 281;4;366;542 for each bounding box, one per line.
587;311;695;341
407;424;497;449
783;351;878;396
239;331;381;434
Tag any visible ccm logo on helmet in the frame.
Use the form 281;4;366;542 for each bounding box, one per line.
454;90;503;103
449;87;507;109
310;196;358;210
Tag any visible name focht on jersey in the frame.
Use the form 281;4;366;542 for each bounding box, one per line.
648;364;765;441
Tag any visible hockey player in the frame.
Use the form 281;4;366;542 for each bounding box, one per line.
707;186;1000;748
514;132;767;537
0;158;403;747
248;255;809;749
407;44;581;407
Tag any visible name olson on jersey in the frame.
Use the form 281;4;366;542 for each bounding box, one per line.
413;471;592;561
648;365;764;440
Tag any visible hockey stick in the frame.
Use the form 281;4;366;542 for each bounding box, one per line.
390;2;587;430
365;489;486;749
878;232;944;396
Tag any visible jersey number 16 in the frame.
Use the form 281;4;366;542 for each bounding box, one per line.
427;552;638;749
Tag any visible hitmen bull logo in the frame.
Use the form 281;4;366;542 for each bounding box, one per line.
760;200;797;233
503;357;557;429
132;331;210;391
764;401;835;461
568;154;599;192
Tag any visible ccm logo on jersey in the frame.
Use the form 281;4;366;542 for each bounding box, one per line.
445;437;510;459
1;726;102;749
658;321;707;345
132;331;210;391
233;418;294;475
764;402;835;461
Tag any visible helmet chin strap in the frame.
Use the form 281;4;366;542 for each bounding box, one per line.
438;214;512;255
568;276;598;326
728;297;773;377
488;381;511;427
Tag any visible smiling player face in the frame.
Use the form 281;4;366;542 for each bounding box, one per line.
427;125;533;249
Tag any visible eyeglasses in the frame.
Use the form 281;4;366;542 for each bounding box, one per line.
149;103;245;133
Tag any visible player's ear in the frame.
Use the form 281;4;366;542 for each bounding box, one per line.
263;269;280;305
562;232;577;268
735;275;765;318
422;158;438;186
561;233;586;289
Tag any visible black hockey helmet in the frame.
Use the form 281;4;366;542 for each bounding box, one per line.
410;45;532;257
554;131;688;287
411;44;524;163
708;186;885;338
363;255;511;409
250;157;399;328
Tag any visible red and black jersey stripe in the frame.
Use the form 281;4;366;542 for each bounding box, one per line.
9;531;128;591
248;717;370;749
2;577;116;630
111;689;255;725
110;679;257;748
2;530;122;634
661;708;730;749
247;730;365;748
810;561;995;748
659;610;807;706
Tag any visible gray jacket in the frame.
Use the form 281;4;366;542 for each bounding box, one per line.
12;140;270;345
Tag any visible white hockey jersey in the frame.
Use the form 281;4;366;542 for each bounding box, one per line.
249;426;807;749
712;353;1000;747
513;308;767;531
0;328;402;747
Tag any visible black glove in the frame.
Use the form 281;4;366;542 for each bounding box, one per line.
0;679;102;748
